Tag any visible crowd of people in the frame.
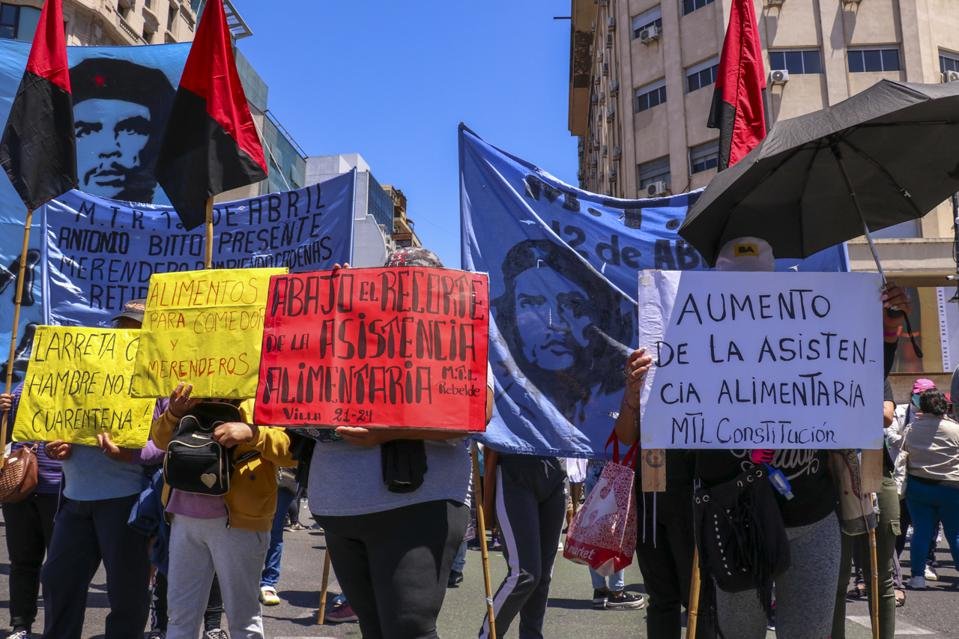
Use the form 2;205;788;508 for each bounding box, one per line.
0;241;957;639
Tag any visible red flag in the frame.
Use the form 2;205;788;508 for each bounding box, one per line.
707;0;767;170
0;0;77;209
156;0;267;230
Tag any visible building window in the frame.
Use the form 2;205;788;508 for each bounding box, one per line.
940;50;959;74
0;3;36;41
638;156;671;190
631;6;662;39
847;47;901;73
682;0;715;15
769;49;823;74
635;80;667;112
168;4;178;30
686;57;719;93
689;141;720;174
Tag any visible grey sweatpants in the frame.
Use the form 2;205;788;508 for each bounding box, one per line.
166;515;269;639
715;511;841;639
479;455;566;639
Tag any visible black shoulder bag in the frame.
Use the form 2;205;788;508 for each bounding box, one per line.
164;402;241;496
693;464;790;616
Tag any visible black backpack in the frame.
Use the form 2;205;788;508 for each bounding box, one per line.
164;402;242;496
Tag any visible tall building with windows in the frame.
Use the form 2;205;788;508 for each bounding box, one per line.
568;0;959;389
306;154;421;266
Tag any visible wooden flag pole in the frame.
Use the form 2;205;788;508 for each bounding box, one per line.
868;526;880;639
686;547;702;639
1;207;34;467
472;443;497;639
316;550;332;625
204;197;214;269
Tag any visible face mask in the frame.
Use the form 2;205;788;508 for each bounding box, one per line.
911;395;921;408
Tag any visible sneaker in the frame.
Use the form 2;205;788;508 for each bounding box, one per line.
7;630;30;639
146;632;166;639
925;565;938;581
259;586;280;606
203;630;229;639
592;588;610;609
326;596;359;624
908;576;927;590
606;590;647;610
447;570;464;588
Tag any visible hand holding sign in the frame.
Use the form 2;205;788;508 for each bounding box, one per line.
168;382;199;419
97;432;138;463
45;440;72;460
624;348;652;411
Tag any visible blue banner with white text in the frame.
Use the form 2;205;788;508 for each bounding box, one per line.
459;125;848;458
1;174;354;382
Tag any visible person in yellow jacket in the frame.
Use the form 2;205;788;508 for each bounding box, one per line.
151;381;295;639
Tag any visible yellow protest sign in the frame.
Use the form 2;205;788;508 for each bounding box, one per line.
13;327;155;447
132;268;286;399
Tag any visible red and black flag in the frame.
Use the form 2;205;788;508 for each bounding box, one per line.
156;0;267;230
707;0;767;170
0;0;77;210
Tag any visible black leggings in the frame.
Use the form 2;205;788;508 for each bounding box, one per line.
315;500;468;639
2;493;57;632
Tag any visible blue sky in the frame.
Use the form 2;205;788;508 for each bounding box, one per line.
233;1;578;266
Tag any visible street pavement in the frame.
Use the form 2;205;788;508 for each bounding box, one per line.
0;502;956;638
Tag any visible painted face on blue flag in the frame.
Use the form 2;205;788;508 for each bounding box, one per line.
513;268;592;371
69;57;175;204
74;99;151;199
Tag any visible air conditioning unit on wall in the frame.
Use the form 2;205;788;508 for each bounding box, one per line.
943;70;959;83
770;69;790;85
639;25;661;45
645;181;668;197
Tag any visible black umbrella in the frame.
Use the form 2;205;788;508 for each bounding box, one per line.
680;79;959;275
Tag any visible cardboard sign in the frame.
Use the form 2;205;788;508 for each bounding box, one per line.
638;271;883;449
255;267;490;430
132;268;286;399
13;327;155;446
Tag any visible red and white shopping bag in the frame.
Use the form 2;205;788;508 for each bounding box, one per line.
563;435;638;576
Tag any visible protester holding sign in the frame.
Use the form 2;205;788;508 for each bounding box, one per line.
39;300;164;639
0;387;62;639
612;350;710;639
306;248;494;639
151;383;294;639
678;238;909;639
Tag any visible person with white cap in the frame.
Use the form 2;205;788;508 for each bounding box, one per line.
695;238;907;639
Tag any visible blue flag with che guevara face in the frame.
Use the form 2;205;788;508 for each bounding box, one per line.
459;125;847;458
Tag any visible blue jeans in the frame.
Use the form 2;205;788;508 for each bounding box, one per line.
451;540;467;573
261;488;296;588
904;477;959;578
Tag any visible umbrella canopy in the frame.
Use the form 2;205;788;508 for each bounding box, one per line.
681;79;959;265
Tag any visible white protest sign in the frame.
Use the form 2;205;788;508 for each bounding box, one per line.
638;270;883;449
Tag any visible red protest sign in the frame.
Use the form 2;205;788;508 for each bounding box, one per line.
254;267;490;431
